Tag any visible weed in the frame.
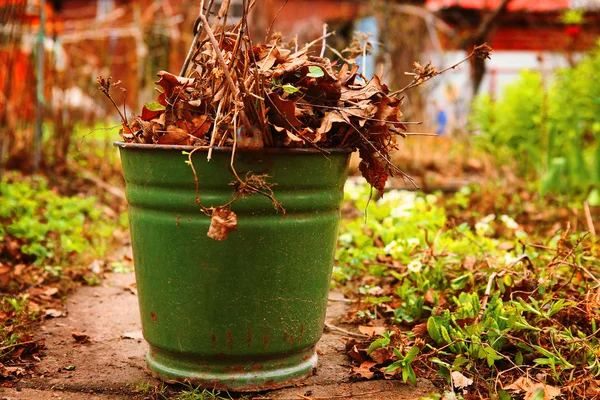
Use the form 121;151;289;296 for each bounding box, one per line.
338;182;600;398
169;385;246;400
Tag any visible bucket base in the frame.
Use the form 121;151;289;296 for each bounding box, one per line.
146;347;318;392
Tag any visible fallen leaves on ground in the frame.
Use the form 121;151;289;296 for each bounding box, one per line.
505;377;561;400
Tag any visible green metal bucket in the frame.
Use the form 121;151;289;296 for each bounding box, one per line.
116;143;351;391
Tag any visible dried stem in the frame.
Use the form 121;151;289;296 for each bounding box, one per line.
390;44;492;97
320;23;327;58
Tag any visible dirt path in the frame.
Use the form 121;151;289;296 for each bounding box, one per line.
2;272;437;400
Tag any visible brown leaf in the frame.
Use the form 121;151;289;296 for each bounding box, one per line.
155;71;195;98
71;331;91;344
369;347;393;364
358;326;386;336
451;371;473;389
497;242;515;251
454;318;475;328
347;344;369;363
43;287;59;297
462;256;477;270
0;263;10;287
187;99;202;107
285;130;304;143
341;75;385;102
44;309;64;318
337;63;360;86
207;208;238;241
352;360;377;379
141;105;165;121
267;93;302;130
358;149;388;196
191;116;212;138
412;322;428;338
316;112;348;139
424;289;436;305
157;125;190;145
271;56;309;78
257;45;282;71
506;377;561;400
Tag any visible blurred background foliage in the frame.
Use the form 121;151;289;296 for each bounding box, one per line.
472;43;600;202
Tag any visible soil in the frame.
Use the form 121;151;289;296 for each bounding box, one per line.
1;272;437;400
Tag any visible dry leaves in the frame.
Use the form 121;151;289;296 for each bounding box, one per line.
71;331;92;344
100;23;412;197
207;207;238;241
358;326;387;336
98;5;490;239
505;377;561;400
451;371;473;390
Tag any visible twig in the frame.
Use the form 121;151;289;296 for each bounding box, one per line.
0;340;38;352
324;322;369;339
198;12;239;98
96;77;129;129
264;0;289;43
180;0;215;76
187;147;210;215
390;44;491;97
69;162;126;200
475;272;497;323
326;44;351;64
320;23;327;58
328;295;357;303
296;389;386;399
290;31;336;58
584;201;596;236
207;99;224;161
361;35;367;76
346;120;419;188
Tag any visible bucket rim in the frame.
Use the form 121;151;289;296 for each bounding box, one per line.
114;142;353;154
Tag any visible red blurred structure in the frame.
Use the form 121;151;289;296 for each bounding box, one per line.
426;0;600;52
427;0;572;12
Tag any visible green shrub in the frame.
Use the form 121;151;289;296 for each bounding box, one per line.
472;44;600;203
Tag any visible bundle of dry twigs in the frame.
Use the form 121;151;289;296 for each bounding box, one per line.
98;0;491;239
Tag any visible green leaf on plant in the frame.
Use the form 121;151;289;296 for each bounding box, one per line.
364;296;393;304
385;360;403;373
404;346;420;363
403;364;417;385
427;317;442;344
450;274;470;290
282;84;299;94
515;351;523;365
531;388;545;400
307;66;324;78
144;101;166;111
367;337;389;354
498;390;512;400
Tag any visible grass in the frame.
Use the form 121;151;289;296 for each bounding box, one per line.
169;386;249;400
337;181;600;399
